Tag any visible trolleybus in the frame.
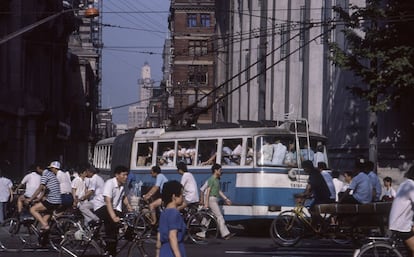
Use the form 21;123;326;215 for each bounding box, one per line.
93;119;327;223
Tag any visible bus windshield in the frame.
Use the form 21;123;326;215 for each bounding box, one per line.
256;136;327;168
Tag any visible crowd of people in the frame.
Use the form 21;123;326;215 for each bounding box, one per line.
0;160;236;257
2;156;414;257
298;157;414;257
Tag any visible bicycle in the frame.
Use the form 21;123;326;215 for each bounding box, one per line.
183;203;219;244
269;194;341;246
59;212;149;257
353;236;406;257
1;205;79;251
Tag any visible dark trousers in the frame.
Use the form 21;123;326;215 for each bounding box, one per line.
95;206;122;256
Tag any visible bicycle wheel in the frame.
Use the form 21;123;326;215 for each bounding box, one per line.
49;218;79;251
270;210;304;246
59;225;103;257
131;210;154;238
186;211;218;244
356;242;403;257
1;217;20;234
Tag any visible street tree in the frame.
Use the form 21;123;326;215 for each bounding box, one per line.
329;0;414;166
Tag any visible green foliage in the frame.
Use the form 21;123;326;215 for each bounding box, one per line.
330;0;414;113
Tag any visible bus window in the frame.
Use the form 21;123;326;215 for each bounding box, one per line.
256;136;296;167
136;142;153;166
157;141;175;166
198;139;218;166
299;138;314;163
245;138;253;165
284;141;297;167
257;137;273;165
222;138;242;166
177;140;196;165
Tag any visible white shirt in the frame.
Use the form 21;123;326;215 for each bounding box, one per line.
0;177;12;202
20;172;41;197
332;178;344;202
389;179;414;232
313;151;326;167
71;176;86;199
181;172;199;204
87;174;105;211
272;142;287;165
56;170;72;194
101;177;125;212
261;144;273;164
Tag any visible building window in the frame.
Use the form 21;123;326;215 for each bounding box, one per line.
187;14;197;27
200;14;210;27
189;40;208;56
188;65;208;85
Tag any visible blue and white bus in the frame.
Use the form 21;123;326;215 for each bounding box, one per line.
93;119;327;223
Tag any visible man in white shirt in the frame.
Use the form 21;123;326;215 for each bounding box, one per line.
272;139;287;165
95;165;132;257
176;162;199;211
0;169;13;223
71;167;87;208
50;161;73;210
15;163;42;215
79;165;103;225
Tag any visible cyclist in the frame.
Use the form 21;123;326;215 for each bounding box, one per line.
389;166;414;257
299;160;334;228
79;164;103;225
26;161;62;232
15;163;42;216
94;165;133;257
176;161;199;211
143;166;168;225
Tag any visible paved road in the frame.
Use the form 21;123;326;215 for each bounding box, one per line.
0;225;358;257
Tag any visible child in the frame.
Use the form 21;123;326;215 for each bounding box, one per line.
381;176;396;202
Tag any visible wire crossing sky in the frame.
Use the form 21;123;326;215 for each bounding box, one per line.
102;0;169;124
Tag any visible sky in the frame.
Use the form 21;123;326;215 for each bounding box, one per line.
101;0;170;124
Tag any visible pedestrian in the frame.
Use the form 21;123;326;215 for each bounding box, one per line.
156;180;187;257
176;162;199;211
14;163;42;215
95;165;133;257
200;164;235;240
26;161;62;231
389;166;414;257
0;168;13;223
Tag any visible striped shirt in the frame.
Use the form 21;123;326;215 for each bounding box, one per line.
41;170;62;204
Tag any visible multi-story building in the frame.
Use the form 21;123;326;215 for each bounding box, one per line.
165;0;413;170
168;0;216;126
214;0;414;170
0;1;101;178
